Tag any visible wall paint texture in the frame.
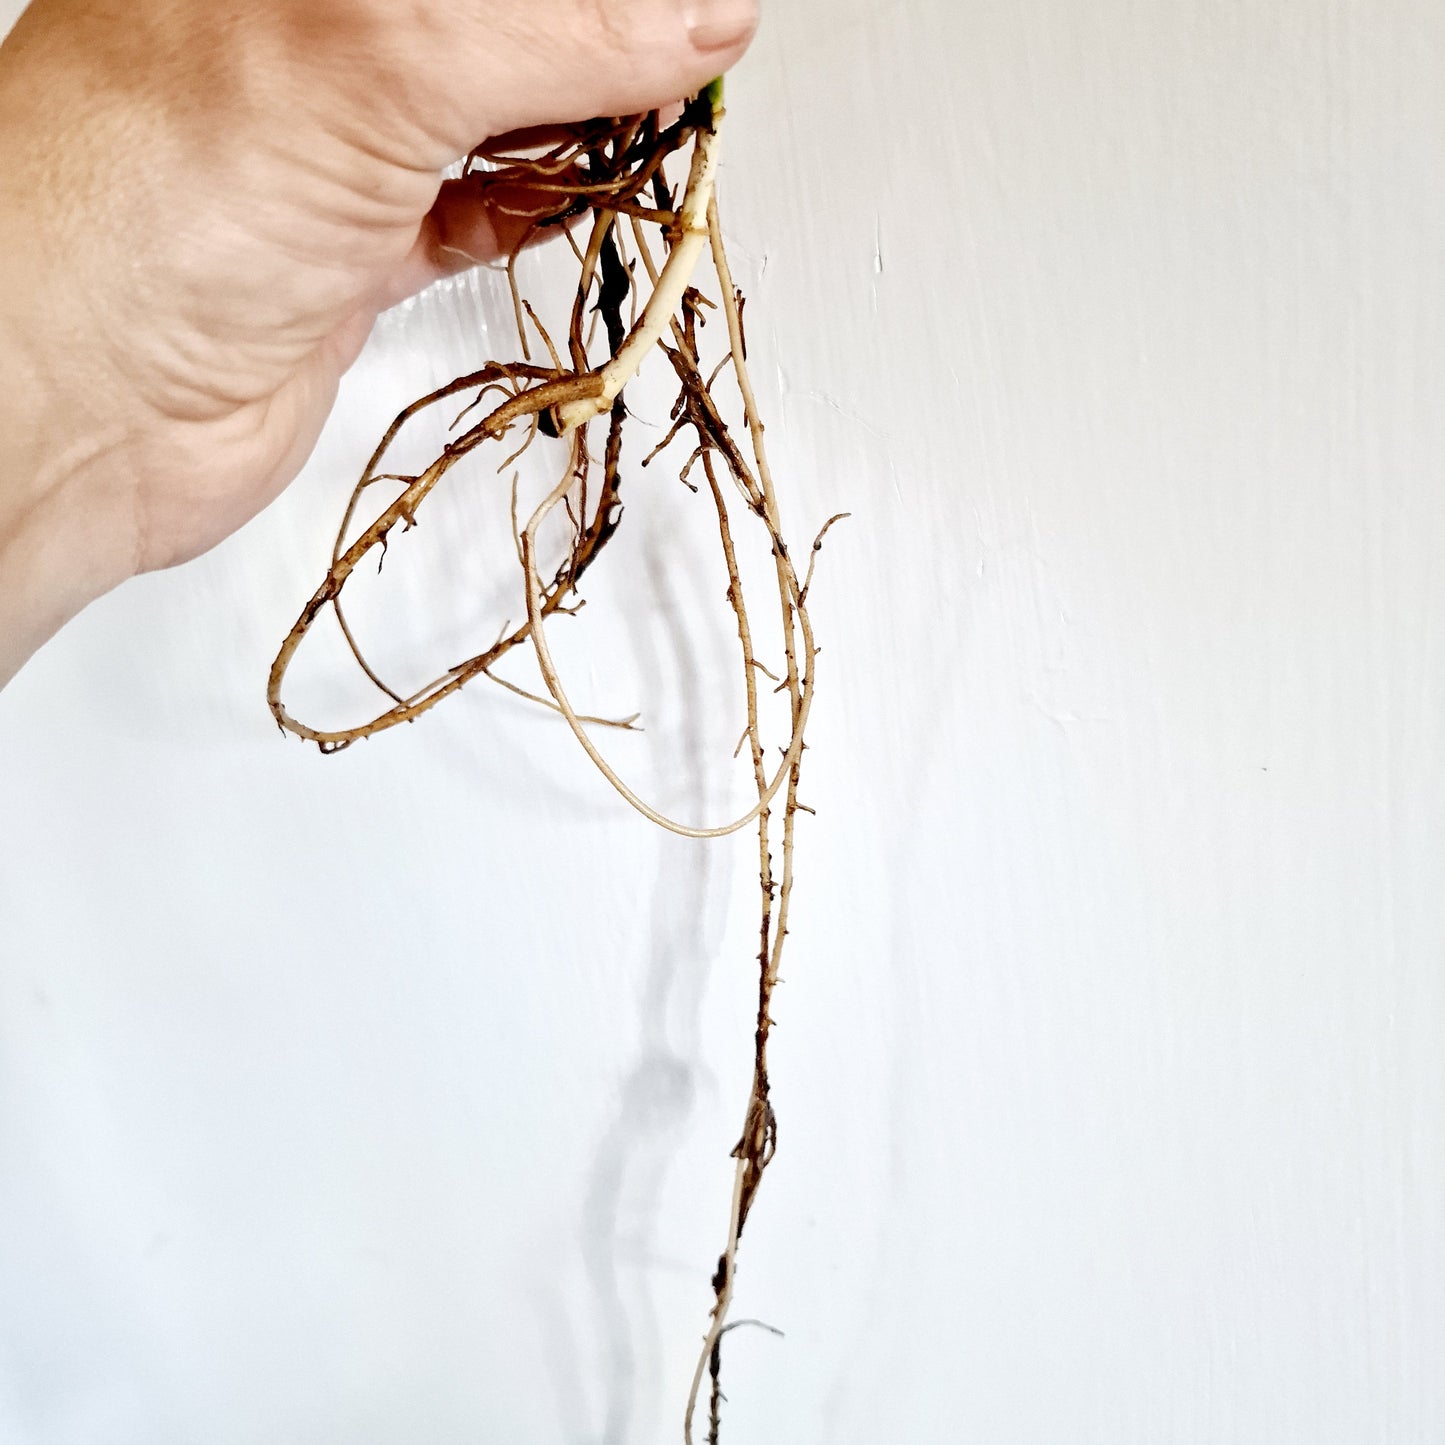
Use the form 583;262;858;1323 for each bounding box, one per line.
3;2;1444;1441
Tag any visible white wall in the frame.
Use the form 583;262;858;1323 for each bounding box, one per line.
4;2;1444;1441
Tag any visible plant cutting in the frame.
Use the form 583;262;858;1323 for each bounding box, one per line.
268;78;842;1442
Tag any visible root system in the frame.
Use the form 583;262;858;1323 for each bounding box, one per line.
268;80;841;1441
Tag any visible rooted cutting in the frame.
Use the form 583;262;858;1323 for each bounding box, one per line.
268;81;842;1441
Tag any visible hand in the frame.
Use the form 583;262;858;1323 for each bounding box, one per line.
0;0;757;685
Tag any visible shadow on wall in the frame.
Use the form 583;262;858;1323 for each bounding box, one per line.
538;511;730;1443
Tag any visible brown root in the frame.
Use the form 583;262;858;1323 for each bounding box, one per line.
268;82;839;1441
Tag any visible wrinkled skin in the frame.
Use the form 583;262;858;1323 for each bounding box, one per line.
0;0;756;683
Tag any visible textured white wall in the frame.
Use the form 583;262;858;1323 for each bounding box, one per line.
4;2;1444;1441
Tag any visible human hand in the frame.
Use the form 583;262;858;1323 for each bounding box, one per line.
0;0;756;685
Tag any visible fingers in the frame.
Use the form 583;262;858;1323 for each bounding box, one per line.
375;171;575;309
484;99;687;155
418;0;758;157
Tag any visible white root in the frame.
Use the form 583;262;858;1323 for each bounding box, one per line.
520;103;816;841
551;112;721;434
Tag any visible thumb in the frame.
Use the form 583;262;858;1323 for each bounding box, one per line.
416;0;758;157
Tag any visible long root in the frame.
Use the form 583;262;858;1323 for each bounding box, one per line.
268;79;841;1441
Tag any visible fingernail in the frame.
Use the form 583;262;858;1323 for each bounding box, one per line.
686;1;758;53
